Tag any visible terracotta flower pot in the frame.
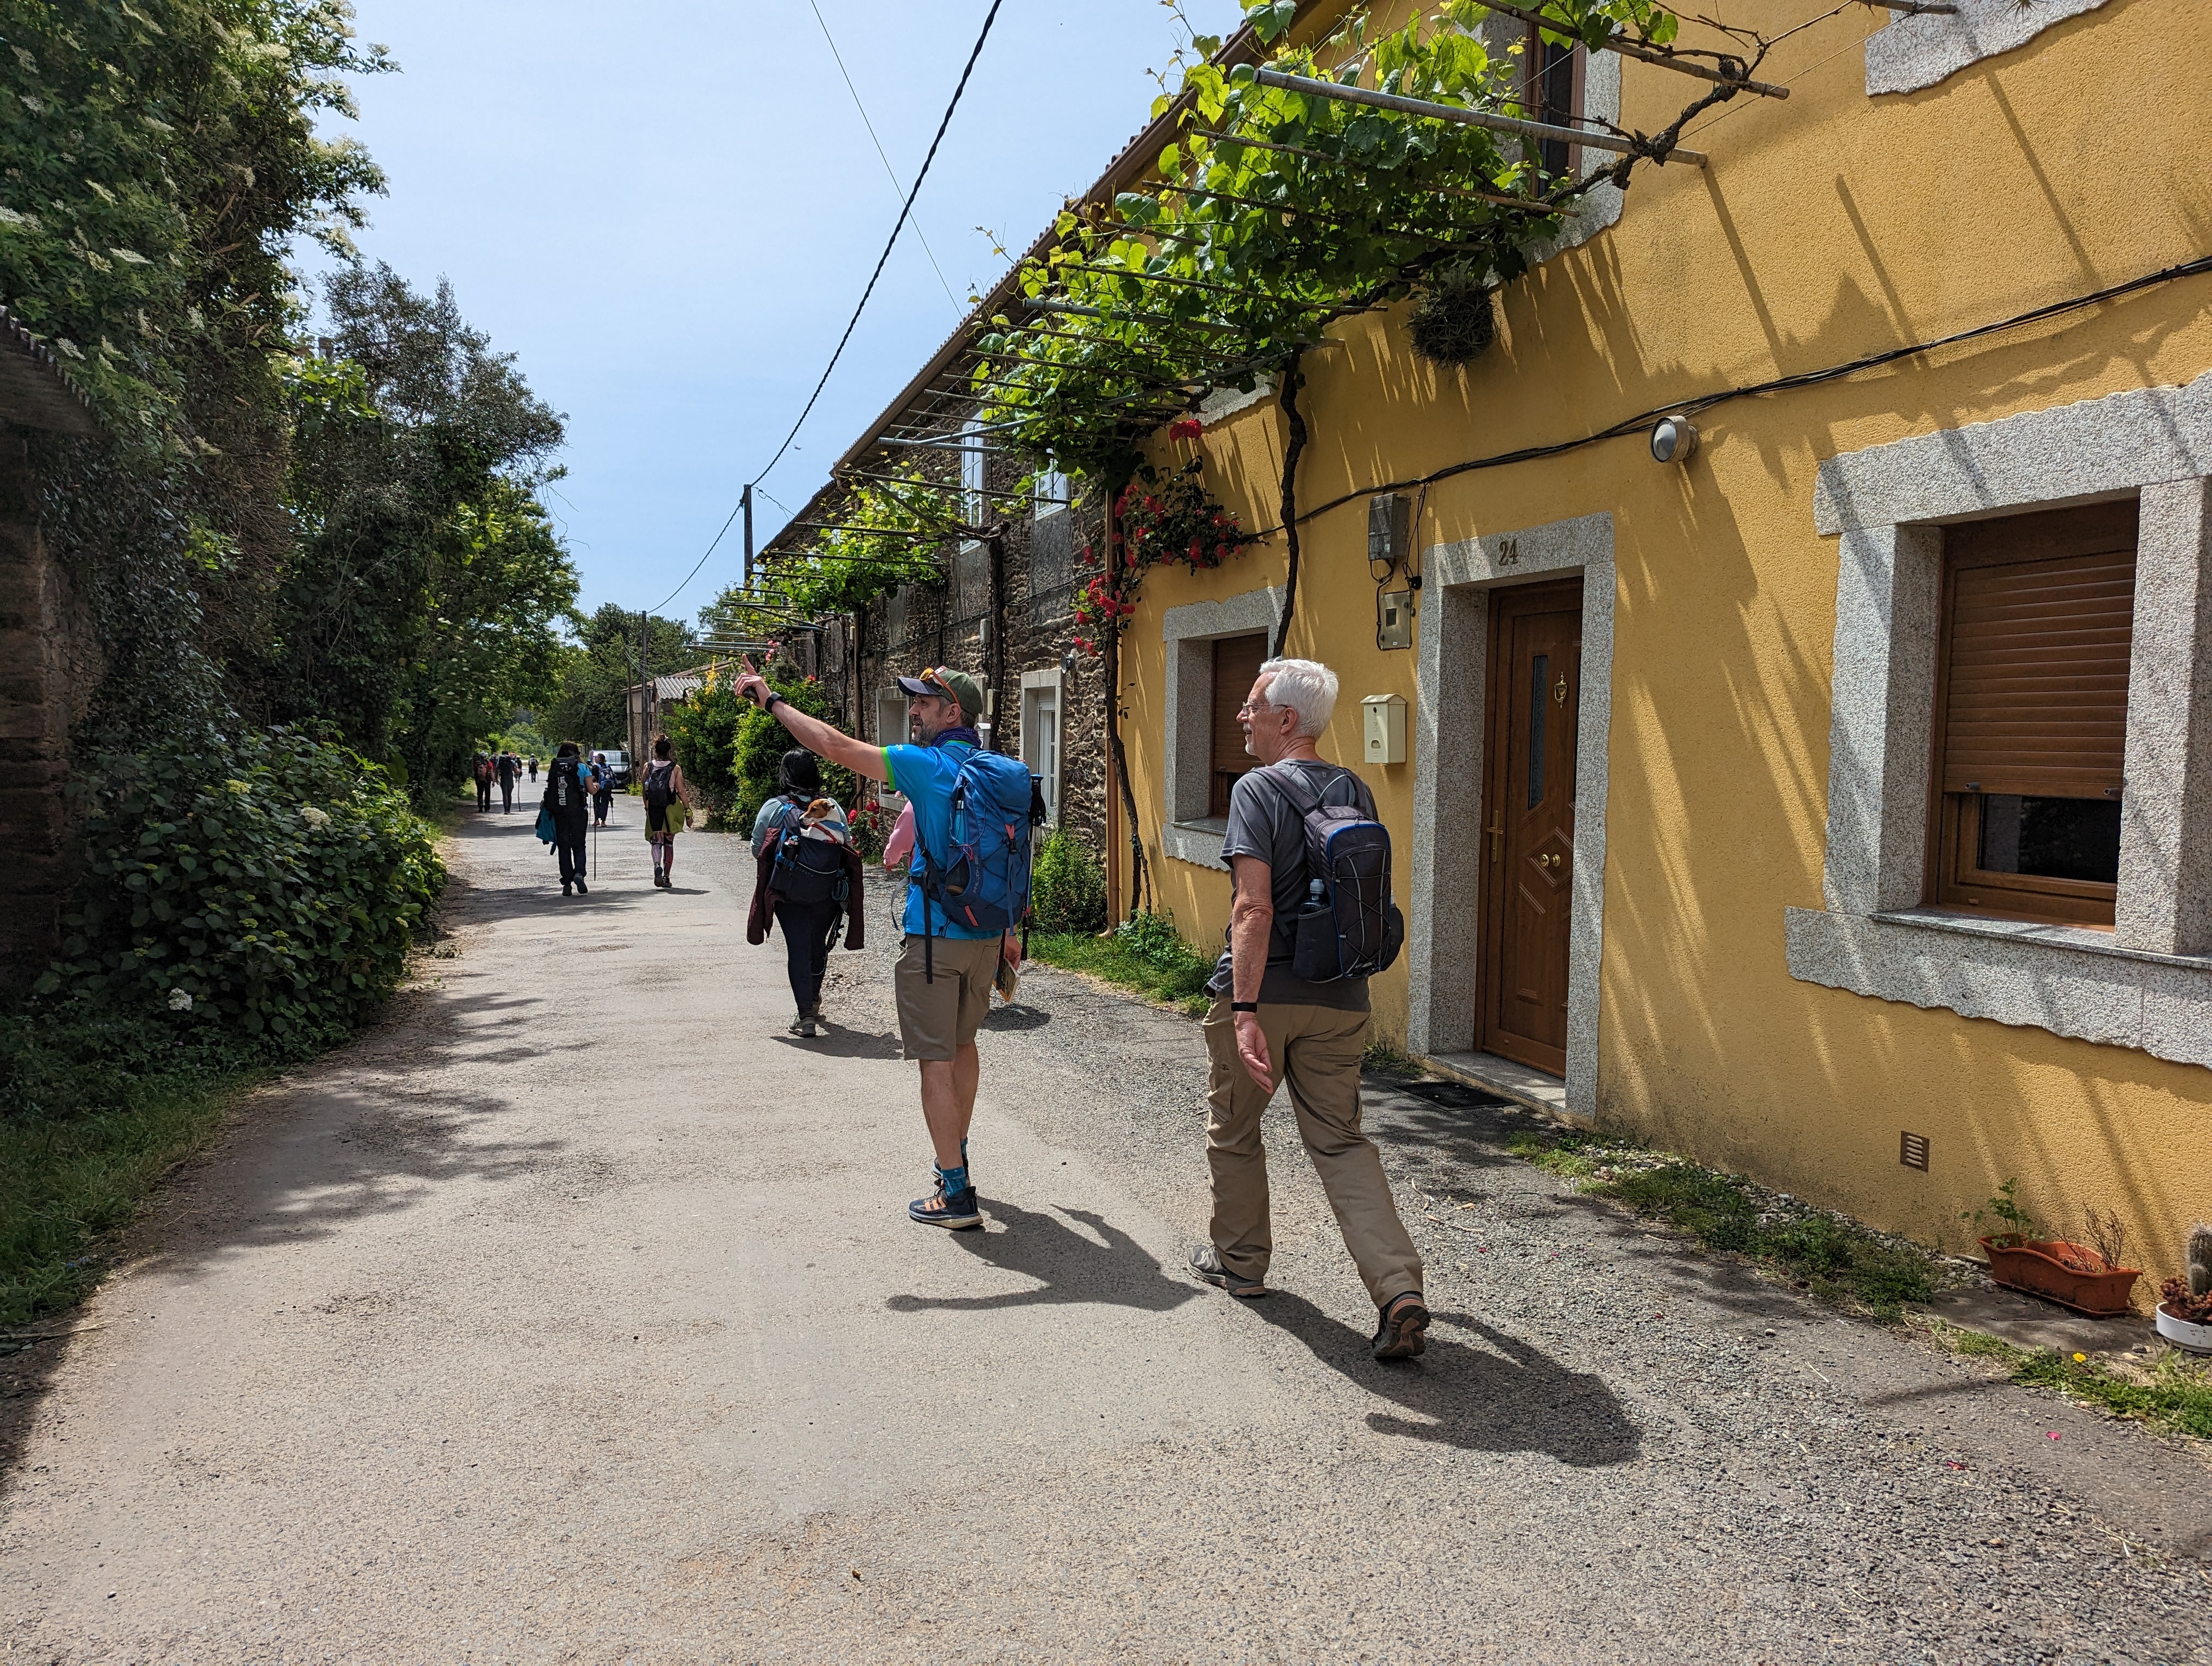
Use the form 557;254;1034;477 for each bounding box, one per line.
1979;1236;2140;1317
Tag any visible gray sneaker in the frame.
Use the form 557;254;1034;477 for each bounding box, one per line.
787;1016;817;1039
1188;1244;1266;1299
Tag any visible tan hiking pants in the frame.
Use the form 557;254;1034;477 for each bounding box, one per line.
1201;997;1424;1309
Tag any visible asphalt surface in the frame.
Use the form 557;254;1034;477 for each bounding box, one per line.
3;801;2208;1664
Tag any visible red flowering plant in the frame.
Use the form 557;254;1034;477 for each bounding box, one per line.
1071;459;1256;659
845;794;893;863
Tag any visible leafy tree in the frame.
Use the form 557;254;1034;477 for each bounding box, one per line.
543;604;696;751
254;264;576;797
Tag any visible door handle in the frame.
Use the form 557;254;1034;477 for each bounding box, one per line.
1486;823;1504;862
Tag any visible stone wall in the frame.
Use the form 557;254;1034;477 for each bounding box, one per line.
0;437;101;988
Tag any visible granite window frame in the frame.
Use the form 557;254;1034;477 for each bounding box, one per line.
1159;585;1282;872
1789;376;2212;1068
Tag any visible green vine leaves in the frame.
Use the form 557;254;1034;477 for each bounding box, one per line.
966;0;1683;483
724;463;986;631
0;0;389;458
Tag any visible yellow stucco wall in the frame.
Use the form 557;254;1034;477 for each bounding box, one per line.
1115;0;2212;1283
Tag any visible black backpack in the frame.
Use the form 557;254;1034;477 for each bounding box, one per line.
768;807;847;906
1259;764;1404;982
642;759;675;812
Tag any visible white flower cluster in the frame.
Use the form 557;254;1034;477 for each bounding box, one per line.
300;805;331;829
167;988;194;1012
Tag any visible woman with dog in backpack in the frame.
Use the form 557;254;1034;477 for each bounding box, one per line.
640;736;688;888
541;743;591;896
745;748;866;1037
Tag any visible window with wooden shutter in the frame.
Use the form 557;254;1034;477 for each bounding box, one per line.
1520;28;1583;182
1208;633;1268;818
1927;499;2138;926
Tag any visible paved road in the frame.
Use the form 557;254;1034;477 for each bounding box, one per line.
3;803;2208;1664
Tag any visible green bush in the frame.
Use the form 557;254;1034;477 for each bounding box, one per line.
726;673;857;830
1030;828;1106;934
34;729;444;1052
1028;910;1216;1015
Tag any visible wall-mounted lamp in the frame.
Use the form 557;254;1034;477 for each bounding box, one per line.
1060;646;1077;680
1650;414;1699;464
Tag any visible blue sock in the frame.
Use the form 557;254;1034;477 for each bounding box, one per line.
938;1162;970;1197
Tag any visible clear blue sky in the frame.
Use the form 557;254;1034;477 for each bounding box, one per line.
319;1;1244;624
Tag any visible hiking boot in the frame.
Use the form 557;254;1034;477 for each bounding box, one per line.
1371;1292;1430;1361
574;878;588;895
787;1015;816;1039
1188;1244;1266;1299
909;1179;981;1230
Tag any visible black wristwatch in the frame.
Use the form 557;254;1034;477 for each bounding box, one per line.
1230;1001;1259;1013
762;690;784;712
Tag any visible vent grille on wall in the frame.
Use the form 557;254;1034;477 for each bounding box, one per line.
1900;1131;1931;1172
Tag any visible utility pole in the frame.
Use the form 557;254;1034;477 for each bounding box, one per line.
742;484;754;593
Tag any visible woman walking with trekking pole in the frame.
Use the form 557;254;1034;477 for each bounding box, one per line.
641;735;688;889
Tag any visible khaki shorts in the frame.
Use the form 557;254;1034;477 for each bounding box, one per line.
895;933;1000;1061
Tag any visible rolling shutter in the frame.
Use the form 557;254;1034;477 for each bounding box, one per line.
1209;633;1268;817
1938;501;2138;799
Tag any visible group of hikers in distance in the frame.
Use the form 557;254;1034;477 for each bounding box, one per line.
728;650;1432;1363
526;740;680;896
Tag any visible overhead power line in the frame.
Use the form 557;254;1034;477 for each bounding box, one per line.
810;0;963;314
642;0;1004;619
747;0;1005;495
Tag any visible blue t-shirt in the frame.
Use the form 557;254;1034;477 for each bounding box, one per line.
884;740;998;939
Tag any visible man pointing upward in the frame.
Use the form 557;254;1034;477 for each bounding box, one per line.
732;657;1017;1230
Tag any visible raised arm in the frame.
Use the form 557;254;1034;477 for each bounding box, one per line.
731;658;889;783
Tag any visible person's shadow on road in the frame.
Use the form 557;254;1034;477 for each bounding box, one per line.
886;1201;1199;1315
1250;1296;1641;1468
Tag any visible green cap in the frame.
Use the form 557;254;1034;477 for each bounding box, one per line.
896;665;986;724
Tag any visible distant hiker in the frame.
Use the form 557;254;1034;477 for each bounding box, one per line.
747;750;865;1038
590;752;614;826
640;736;688;888
496;751;518;813
543;743;590;896
1187;656;1429;1362
733;657;1034;1231
528;756;539;783
473;753;494;813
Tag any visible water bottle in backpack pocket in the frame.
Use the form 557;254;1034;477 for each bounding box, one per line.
1263;764;1405;982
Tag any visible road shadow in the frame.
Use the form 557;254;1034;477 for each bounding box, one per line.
777;1026;903;1061
886;1201;1200;1315
1248;1295;1641;1466
981;1004;1052;1033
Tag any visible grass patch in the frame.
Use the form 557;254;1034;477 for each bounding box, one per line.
1;1015;263;1334
1925;1317;2212;1440
1361;1037;1422;1076
1504;1127;1942;1321
1027;911;1215;1015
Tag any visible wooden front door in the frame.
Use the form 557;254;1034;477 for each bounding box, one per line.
1478;579;1583;1075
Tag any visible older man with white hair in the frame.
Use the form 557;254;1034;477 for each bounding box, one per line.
1188;656;1430;1360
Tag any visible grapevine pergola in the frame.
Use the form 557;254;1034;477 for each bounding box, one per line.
747;0;1821;907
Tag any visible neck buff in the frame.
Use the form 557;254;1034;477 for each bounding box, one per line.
933;725;981;749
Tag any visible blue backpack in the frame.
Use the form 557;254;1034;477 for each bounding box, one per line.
912;748;1043;981
1260;762;1404;982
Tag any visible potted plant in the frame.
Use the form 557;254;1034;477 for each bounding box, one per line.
1966;1184;2142;1317
2155;1224;2212;1354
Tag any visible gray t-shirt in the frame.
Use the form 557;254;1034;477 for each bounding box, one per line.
1208;759;1372;1012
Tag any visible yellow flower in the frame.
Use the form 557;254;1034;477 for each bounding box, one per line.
2072;1352;2087;1363
225;779;251;794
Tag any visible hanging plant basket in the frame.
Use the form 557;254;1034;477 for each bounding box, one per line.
1408;263;1498;368
1979;1235;2140;1317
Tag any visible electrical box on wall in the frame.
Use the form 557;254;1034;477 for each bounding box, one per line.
1377;589;1413;651
1362;693;1407;766
1367;493;1411;568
